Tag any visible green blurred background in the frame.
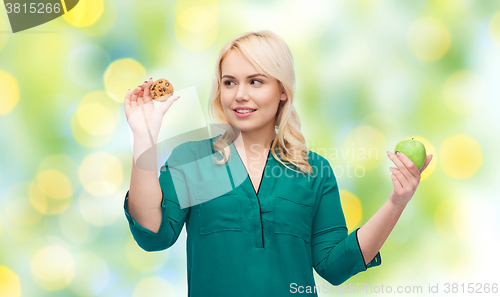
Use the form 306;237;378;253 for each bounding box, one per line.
1;0;499;296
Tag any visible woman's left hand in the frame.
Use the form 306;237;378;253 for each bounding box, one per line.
387;151;433;207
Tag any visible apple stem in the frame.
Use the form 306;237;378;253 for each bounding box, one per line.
412;137;414;140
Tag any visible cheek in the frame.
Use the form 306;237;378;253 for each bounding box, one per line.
259;95;281;110
220;93;230;108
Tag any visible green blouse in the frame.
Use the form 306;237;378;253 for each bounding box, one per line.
124;134;381;296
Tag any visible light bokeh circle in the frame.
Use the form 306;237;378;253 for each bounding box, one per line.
36;169;73;200
104;58;146;102
30;245;75;291
29;181;71;215
71;91;121;148
489;10;500;48
37;154;80;193
79;152;123;196
407;17;451;61
75;93;119;136
62;0;104;28
339;189;362;231
0;70;19;115
0;266;21;297
439;134;482;179
174;5;218;51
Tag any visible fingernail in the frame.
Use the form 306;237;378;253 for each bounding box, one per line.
396;151;400;156
387;151;390;156
389;167;393;171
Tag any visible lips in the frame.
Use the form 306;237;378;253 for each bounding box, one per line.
233;107;257;111
233;109;257;118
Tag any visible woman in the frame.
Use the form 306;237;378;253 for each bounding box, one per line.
123;30;433;296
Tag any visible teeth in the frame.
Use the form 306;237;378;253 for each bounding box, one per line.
235;109;255;113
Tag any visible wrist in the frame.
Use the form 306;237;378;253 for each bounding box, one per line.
389;196;409;211
134;133;157;145
133;141;158;171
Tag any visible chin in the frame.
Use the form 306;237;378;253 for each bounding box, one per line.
229;122;256;133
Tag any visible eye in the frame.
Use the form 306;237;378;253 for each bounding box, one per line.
223;80;234;86
251;79;263;85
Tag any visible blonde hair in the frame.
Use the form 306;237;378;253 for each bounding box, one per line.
207;30;313;174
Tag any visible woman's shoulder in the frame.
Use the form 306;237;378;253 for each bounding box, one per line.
172;134;218;150
169;134;220;162
166;135;227;178
306;149;331;166
306;148;337;180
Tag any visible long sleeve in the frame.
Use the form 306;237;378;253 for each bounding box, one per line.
123;145;190;252
311;159;381;286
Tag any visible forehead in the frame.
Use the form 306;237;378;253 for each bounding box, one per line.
221;50;259;76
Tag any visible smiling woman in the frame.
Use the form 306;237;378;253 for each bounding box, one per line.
123;30;384;297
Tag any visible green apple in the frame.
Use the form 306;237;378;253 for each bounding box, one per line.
394;138;427;170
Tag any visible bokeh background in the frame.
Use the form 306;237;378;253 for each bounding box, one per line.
1;0;500;296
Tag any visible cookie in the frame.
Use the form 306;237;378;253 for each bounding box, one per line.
150;78;174;102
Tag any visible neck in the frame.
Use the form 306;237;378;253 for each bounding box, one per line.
233;129;276;155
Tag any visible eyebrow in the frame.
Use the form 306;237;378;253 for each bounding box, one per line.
221;74;268;80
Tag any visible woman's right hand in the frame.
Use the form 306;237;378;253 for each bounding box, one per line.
124;77;180;142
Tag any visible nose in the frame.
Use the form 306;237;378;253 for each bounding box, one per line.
235;84;250;102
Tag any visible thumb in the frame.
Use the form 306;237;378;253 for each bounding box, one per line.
157;95;180;116
420;154;433;173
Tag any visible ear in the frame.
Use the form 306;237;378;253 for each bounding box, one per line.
281;90;288;101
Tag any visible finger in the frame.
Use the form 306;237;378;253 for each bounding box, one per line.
420;154;433;173
131;86;141;109
137;81;147;104
390;167;410;189
394;151;420;179
144;77;153;103
388;151;416;180
131;85;141;96
137;90;145;105
390;173;403;192
124;89;132;116
158;95;180;115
